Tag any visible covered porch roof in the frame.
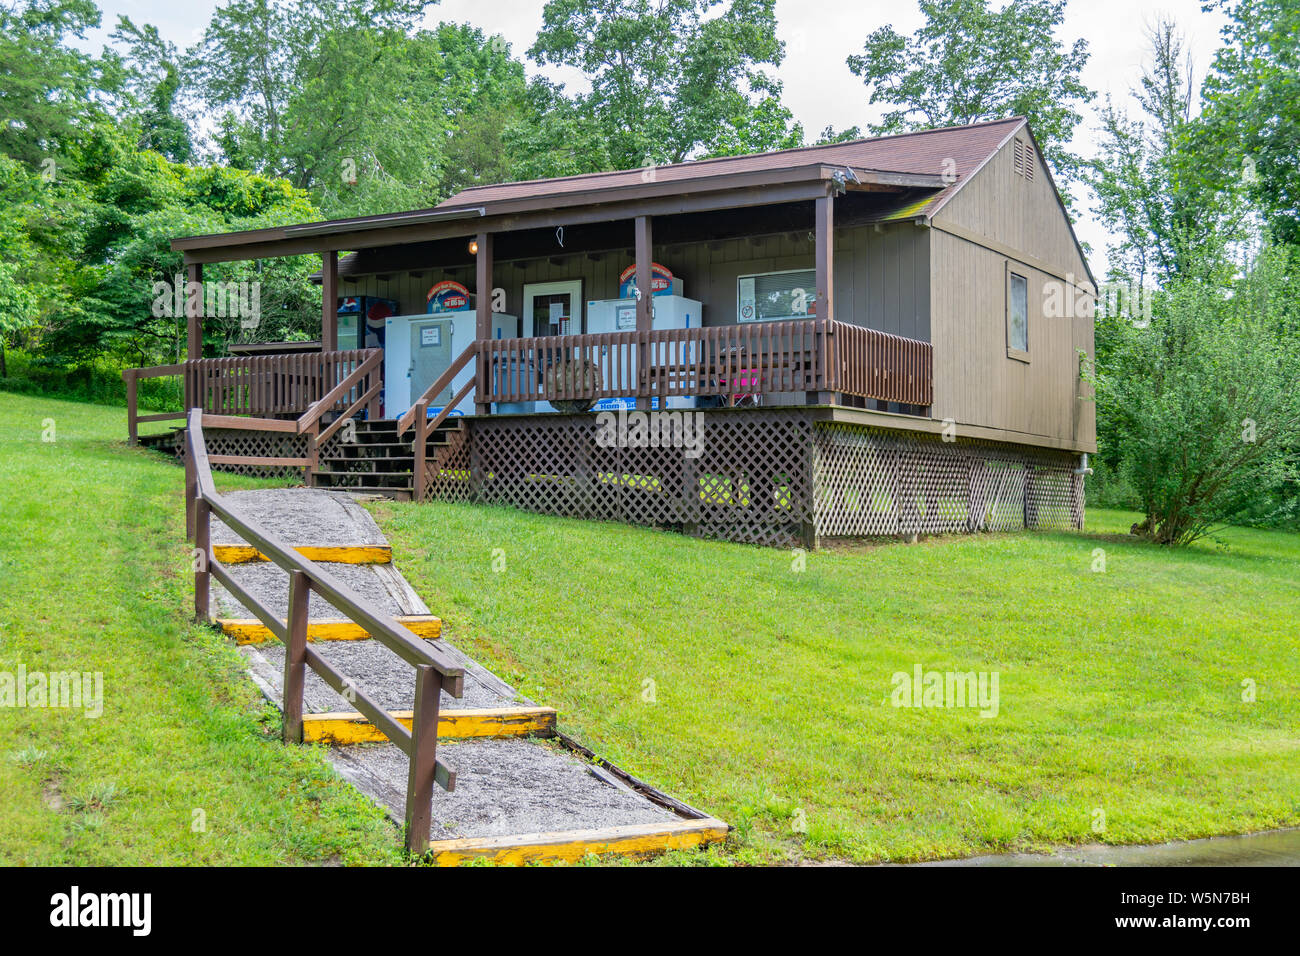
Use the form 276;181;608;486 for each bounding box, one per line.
170;117;1025;265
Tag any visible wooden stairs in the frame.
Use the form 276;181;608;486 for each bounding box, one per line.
313;417;465;500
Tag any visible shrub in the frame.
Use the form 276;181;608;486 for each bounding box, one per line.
1093;245;1300;544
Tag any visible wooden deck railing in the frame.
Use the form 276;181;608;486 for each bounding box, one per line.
479;319;932;408
125;349;383;445
125;349;383;482
185;408;464;853
123;363;188;444
823;322;932;407
184;349;382;419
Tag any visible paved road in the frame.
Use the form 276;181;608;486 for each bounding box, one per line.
915;828;1300;866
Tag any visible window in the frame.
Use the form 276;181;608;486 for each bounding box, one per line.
737;269;817;322
1008;271;1029;355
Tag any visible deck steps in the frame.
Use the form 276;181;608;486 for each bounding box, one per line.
312;417;465;499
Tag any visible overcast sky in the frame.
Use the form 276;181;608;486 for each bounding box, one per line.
81;0;1231;275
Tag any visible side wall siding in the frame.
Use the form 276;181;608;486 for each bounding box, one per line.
928;132;1096;452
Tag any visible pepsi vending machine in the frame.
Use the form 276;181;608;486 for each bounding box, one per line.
336;296;398;352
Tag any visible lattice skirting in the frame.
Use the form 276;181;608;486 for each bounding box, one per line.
812;423;1084;537
428;409;814;548
423;411;1085;547
146;427;311;480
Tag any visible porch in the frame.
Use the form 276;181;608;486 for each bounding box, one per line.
128;337;1079;549
127;136;1086;545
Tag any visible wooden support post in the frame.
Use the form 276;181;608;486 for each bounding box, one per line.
321;250;338;352
125;371;138;445
305;426;319;488
635;215;653;411
811;194;834;405
194;497;211;621
185;261;203;361
475;232;493;414
184;431;196;541
413;399;428;502
405;664;444;855
282;570;310;744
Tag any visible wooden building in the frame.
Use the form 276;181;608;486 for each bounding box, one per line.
129;117;1095;547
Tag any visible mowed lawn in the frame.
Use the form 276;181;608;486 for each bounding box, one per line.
0;392;399;865
374;493;1300;863
3;389;1297;866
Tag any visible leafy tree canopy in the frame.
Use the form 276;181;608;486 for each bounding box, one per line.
846;0;1092;202
529;0;803;168
1199;0;1300;245
1089;20;1245;289
1092;244;1300;544
0;0;121;166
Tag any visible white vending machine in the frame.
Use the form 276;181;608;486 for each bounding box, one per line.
382;280;517;418
585;263;702;410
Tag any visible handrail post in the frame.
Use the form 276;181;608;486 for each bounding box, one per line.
125;370;139;445
283;570;310;744
306;422;319;488
412;399;429;503
184;421;197;541
194;494;211;622
405;663;444;855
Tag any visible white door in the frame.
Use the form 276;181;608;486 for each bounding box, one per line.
523;280;583;337
409;318;454;406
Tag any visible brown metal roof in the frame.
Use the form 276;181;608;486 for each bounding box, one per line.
437;117;1025;213
175;118;1026;263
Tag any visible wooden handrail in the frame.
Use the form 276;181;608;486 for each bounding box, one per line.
126;350;383;444
123;364;187;445
396;341;480;437
410;378;475;502
186;408;464;853
297;349;383;433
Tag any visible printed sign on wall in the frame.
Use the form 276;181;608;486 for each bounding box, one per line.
618;263;674;298
426;280;472;314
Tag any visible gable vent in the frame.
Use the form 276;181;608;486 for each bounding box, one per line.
1013;138;1035;182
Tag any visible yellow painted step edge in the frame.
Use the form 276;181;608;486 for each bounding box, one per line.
303;706;558;744
427;817;730;866
212;544;392;565
218;614;441;645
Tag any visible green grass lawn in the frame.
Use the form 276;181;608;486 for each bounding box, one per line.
0;392;400;865
372;494;1300;864
3;389;1297;866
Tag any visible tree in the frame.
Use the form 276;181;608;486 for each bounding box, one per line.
1198;0;1300;246
30;123;324;365
1091;245;1300;545
500;79;612;182
529;0;803;169
187;0;438;208
846;0;1091;201
0;0;118;166
110;16;194;163
0;261;38;378
1089;19;1244;291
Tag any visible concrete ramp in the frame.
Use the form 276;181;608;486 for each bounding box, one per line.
208;489;726;864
